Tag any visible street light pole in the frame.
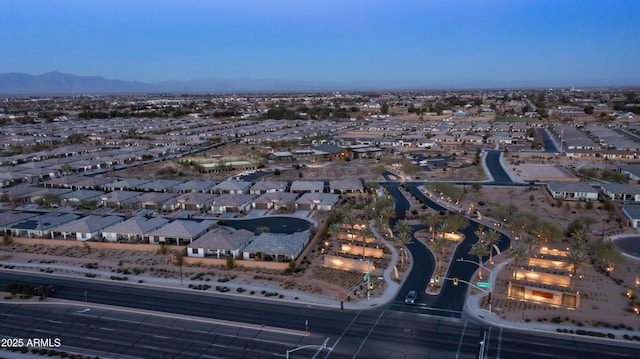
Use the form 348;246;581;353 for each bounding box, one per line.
285;338;331;359
457;258;493;314
367;259;371;302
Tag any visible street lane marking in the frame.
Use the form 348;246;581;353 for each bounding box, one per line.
455;320;467;359
323;311;361;359
353;311;384;358
496;326;503;359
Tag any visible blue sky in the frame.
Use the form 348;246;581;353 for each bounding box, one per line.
1;0;639;87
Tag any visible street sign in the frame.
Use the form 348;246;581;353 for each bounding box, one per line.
477;282;491;289
364;273;370;281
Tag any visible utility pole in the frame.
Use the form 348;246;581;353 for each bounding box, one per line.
367;259;371;302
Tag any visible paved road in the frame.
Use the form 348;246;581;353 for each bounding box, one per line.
537;128;561;153
1;272;639;358
484;150;515;184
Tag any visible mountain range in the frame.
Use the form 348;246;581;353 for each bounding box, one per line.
0;72;350;95
0;71;638;95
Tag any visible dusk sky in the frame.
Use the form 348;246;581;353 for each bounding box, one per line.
2;0;639;88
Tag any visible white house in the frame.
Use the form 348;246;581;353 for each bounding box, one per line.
601;183;640;202
545;182;598;201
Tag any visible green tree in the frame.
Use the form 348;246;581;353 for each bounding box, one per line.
481;229;502;264
432;235;449;272
565;219;584;237
396;232;413;269
590;238;624;272
41;193;60;208
468;241;490;280
381;102;389;115
507;246;527;279
420;211;442;240
446;214;469;233
66;133;86;144
327;223;342;246
437;222;453;241
59;164;73;175
173;250;184;286
522;234;538;258
393;220;412;237
360;227;373;257
570;228;587;243
566;250;586;290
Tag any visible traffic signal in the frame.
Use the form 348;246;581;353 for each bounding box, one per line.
369;282;374;290
435;274;440;283
453;277;459;286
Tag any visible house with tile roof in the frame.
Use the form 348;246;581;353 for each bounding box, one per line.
249;180;288;195
211;194;254;214
102;178;152;191
176;192;217;212
100;190;143;209
213;180;252;194
135;179;183;193
289;180;325;194
102;216;171;242
187;226;254;259
126;192;178;211
173;180;218;194
242;230;310;262
147;219;217;245
295;192;340;211
53;215;123;241
60;189;105;207
7;212;80;238
252;192;299;210
329;179;364;194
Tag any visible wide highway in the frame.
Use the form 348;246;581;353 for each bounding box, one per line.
2;271;640;358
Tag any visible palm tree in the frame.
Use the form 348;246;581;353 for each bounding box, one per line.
507;246;527;280
437;222;452;241
530;222;547;244
327;223;342;252
571;238;588;254
509;212;537;249
363;203;375;223
396;232;413;269
394;219;412;237
432;235;449;272
468;241;490;280
482;229;502;264
377;206;396;235
419;211;441;240
343;211;357;237
522;234;539;258
570;228;587;243
359;227;374;257
566;250;587;290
